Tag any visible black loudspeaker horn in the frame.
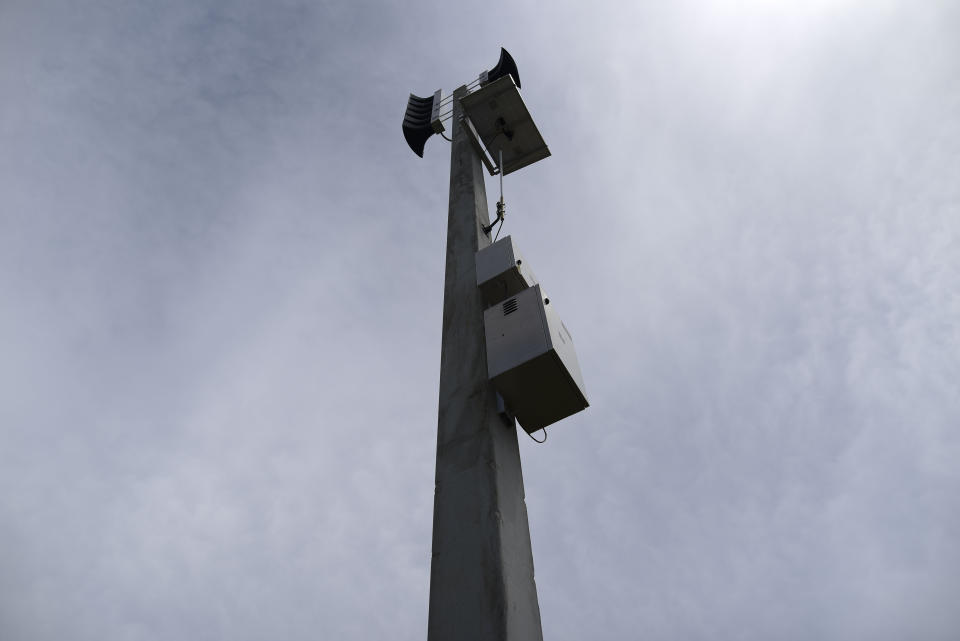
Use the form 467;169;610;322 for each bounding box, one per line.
484;47;521;89
403;92;439;157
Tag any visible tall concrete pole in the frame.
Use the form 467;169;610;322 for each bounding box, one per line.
427;86;543;641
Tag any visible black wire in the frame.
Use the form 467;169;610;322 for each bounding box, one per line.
440;131;453;142
493;216;505;242
526;427;547;444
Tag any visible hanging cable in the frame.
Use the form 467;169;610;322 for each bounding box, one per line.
482;199;503;235
496;149;505;237
493;215;505;242
494;152;505;239
526;427;547;444
483;149;505;237
487;199;504;238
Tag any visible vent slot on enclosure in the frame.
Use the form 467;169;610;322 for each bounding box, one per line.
502;298;519;316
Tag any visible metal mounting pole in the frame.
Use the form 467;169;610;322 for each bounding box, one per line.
427;85;543;641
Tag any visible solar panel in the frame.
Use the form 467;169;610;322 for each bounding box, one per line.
459;75;551;176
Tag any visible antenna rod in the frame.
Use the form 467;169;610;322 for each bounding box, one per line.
482;150;505;236
499;149;504;204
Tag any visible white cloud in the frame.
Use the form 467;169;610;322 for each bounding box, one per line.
1;1;958;639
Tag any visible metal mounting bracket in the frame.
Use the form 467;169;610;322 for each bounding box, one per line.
459;115;500;176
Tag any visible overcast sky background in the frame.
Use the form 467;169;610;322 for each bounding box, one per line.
2;1;959;639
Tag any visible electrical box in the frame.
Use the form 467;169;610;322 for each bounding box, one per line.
484;284;588;433
476;235;538;307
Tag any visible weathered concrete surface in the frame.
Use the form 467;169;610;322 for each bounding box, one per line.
427;86;543;641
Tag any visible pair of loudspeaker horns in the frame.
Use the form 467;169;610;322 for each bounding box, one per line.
402;48;520;158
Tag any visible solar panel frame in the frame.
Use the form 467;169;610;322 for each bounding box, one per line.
459;75;551;176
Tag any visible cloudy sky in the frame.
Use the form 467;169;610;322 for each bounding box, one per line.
2;0;959;639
